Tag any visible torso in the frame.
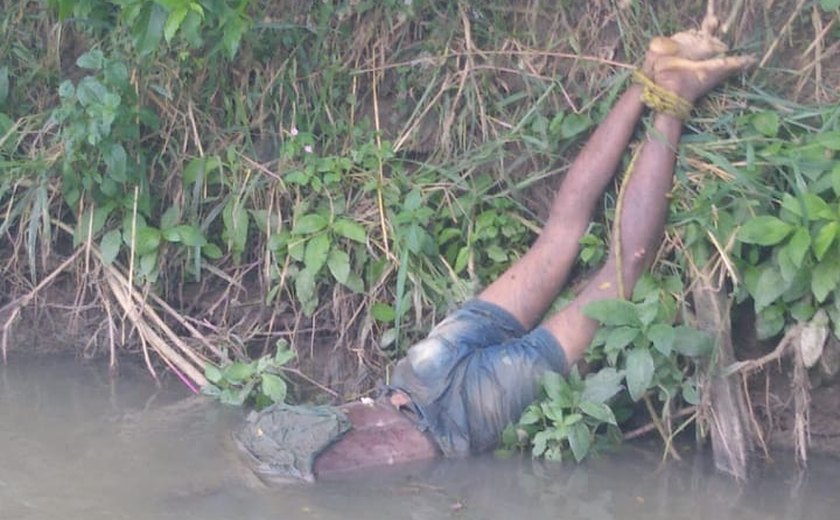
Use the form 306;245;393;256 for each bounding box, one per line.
313;398;439;477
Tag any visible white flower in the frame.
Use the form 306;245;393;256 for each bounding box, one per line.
304;145;313;154
290;127;299;136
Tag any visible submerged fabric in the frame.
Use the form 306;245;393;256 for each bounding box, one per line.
233;403;351;483
390;299;567;457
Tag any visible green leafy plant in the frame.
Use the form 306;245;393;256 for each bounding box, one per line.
502;367;623;462
507;274;714;461
202;339;295;408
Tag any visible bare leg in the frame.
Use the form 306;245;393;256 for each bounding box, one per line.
477;27;746;331
543;113;681;363
543;52;756;365
478;84;645;329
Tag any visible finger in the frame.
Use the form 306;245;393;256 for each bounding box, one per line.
707;54;758;74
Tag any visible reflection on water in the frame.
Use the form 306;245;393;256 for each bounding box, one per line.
1;355;837;520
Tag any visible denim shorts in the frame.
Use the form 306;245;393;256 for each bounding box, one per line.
390;299;567;457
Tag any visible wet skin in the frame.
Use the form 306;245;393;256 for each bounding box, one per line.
313;398;439;477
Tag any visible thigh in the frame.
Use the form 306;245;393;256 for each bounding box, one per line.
459;327;567;454
391;300;526;405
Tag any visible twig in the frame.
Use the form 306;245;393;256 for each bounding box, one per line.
643;393;682;461
624;406;697;440
758;0;809;69
722;324;802;376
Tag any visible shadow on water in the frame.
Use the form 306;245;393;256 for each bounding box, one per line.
1;355;838;520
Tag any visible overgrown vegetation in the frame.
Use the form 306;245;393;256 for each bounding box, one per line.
1;0;839;468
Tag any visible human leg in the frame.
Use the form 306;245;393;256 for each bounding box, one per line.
477;29;743;332
477;84;646;330
543;51;756;365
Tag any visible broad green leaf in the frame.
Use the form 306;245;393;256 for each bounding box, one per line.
738;216;793;246
454;246;469;274
99;229;122;265
673;326;714;357
813;222;839;261
104;60;129;88
548;111;565;136
519;406;542;426
345;272;364;293
531;430;550;457
219;388;244;406
135;3;167;55
204;363;223;384
371;302;396;322
579;401;617;425
172;224;206;247
139;251;157;279
202;243;223;259
812;260;840;303
560;113;592;139
802;193;834;221
753;266;789;311
333;218;366;243
784;227;811;268
567;422;591;462
261;373;287;403
563;413;582;426
304;234;330;273
327;249;351;284
76;50;105;70
295;268;317;314
292;214;328;235
160;204;180;230
164;6;189;43
821;0;840;11
274;340;295;366
75;206;112;246
625;347;654;401
583;299;640;327
132;227;161;256
647;323;675;356
605;326;640;352
682;379;700;405
222;199;249;255
223;361;254;383
581;368;623;403
752;111;780;137
542;371;564;403
201;383;221;397
76;76;108;107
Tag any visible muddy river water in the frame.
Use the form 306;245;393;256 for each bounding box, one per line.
1;355;838;520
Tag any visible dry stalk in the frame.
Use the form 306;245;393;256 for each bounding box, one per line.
757;0;809;69
1;248;82;363
103;268;206;389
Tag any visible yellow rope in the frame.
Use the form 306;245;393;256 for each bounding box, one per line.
613;145;643;300
632;69;693;120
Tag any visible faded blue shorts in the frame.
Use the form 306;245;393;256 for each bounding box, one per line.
390;299;567;457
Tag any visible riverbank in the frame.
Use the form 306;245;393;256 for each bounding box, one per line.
2;0;840;467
